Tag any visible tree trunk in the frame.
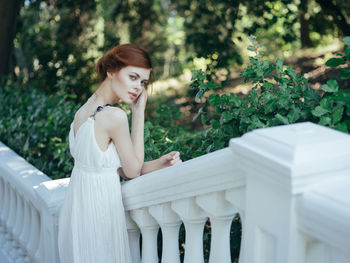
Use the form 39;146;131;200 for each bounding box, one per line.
315;0;350;37
299;0;312;48
0;0;23;78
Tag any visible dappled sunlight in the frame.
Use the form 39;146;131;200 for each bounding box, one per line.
149;71;191;97
0;146;10;152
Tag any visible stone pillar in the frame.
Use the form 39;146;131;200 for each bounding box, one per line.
230;122;350;263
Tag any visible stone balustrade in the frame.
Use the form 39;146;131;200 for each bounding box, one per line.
0;143;51;263
0;122;349;263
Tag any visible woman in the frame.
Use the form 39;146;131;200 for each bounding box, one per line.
58;44;182;263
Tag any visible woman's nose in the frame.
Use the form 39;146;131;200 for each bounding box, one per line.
134;81;142;90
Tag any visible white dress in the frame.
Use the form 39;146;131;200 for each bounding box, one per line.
58;115;132;263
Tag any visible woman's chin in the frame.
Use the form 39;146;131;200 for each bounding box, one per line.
123;99;133;105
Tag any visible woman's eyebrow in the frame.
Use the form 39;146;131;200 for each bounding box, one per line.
131;71;149;81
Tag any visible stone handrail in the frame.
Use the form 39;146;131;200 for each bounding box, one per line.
0;122;349;263
0;143;51;263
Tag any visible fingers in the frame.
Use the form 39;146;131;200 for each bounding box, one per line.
166;151;180;161
170;158;182;165
169;151;181;165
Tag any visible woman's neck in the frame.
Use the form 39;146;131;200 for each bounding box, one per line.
94;80;119;105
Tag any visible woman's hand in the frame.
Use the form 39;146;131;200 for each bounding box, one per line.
132;88;147;112
140;151;182;174
158;151;182;169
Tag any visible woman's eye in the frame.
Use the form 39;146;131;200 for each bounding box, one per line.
130;75;136;80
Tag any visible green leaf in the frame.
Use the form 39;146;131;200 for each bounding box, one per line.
285;67;296;80
262;91;274;103
321;80;338;93
229;93;241;107
220;111;234;124
345;46;350;59
248;45;255;52
276;58;283;72
335;122;348;133
277;95;291;108
319;116;332;126
304;87;320;103
334;90;350;105
340;68;350;79
275;113;289;125
287;108;301;123
256;69;263;77
261;60;270;70
263;82;275;90
201;114;209;125
312;106;329;117
208;94;220;106
320;97;333;110
343;36;350;46
206;81;221;90
332;106;344;124
325;58;346;67
248;115;265;130
211;119;220;129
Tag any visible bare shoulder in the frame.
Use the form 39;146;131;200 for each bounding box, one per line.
102;106;129;132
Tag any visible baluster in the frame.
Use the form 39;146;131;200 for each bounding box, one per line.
0;179;6;248
19;200;32;259
130;208;159;263
12;193;28;262
196;191;237;263
4;185;17;254
225;189;245;263
125;211;141;263
9;191;23;259
0;182;9;256
0;178;5;231
27;204;40;259
16;199;32;263
34;214;44;263
0;178;3;217
6;185;17;230
1;181;10;227
149;203;182;263
172;197;208;263
13;193;24;238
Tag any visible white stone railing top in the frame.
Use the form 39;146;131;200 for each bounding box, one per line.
122;147;244;211
231;122;350;194
0;142;50;209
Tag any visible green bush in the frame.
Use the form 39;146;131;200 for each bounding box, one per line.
0;78;80;179
190;36;350;157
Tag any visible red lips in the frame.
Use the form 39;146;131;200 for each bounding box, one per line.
128;92;138;100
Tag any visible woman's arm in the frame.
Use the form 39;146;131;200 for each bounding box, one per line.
131;88;147;166
130;109;144;166
106;108;143;179
141;151;182;174
106;89;147;179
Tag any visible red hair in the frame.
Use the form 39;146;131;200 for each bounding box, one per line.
96;44;153;82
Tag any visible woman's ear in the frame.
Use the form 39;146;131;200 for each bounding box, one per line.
106;71;114;79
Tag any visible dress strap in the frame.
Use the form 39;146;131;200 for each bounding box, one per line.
90;104;111;119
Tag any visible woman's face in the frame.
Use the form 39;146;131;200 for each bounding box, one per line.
107;66;151;104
